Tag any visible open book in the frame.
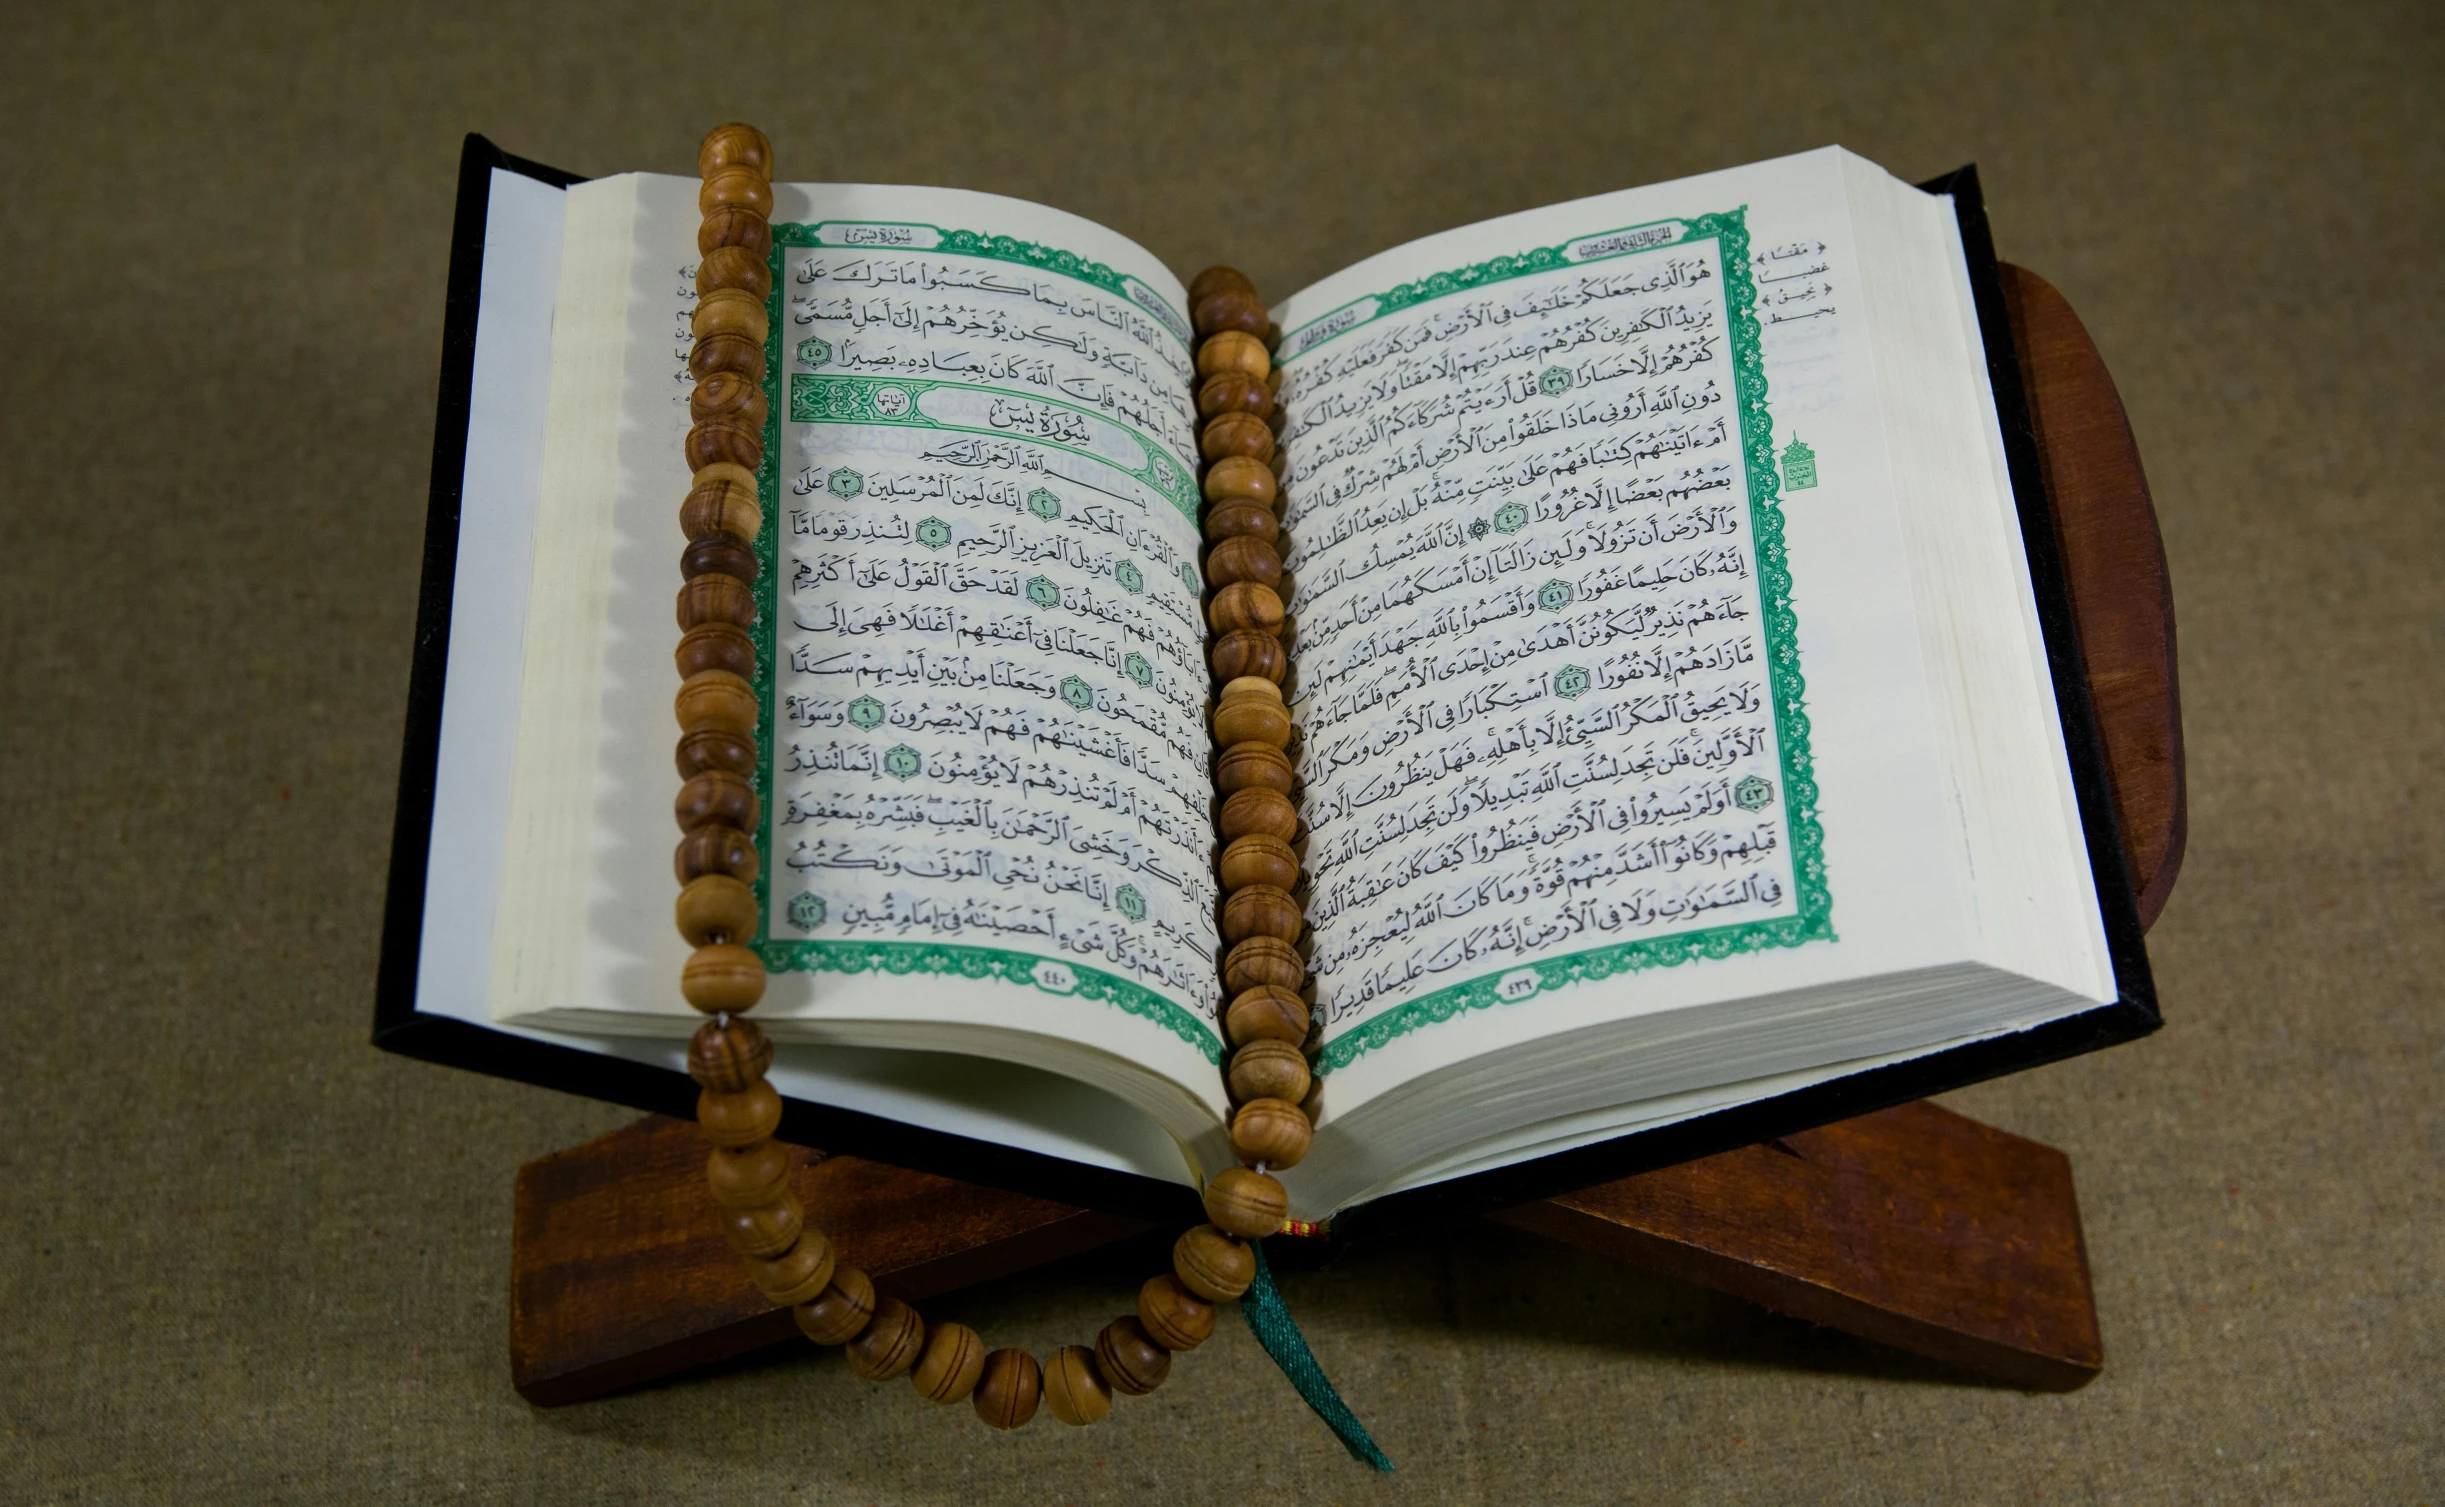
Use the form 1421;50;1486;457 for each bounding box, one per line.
378;138;2156;1230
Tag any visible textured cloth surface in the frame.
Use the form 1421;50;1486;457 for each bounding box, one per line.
1;3;2438;1502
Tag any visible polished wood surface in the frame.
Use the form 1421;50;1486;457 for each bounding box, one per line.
510;1121;1147;1405
2003;266;2186;924
1488;1099;2100;1389
510;263;2178;1404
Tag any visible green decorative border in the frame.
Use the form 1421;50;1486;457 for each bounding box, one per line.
772;220;1192;350
1309;208;1834;1073
788;373;1200;523
741;229;1221;1063
755;939;1223;1063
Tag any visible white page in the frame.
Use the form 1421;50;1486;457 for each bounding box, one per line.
416;168;564;1036
495;176;1232;1147
1273;148;1985;1119
415;172;1196;1186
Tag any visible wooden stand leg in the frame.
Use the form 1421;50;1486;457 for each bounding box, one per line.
508;265;2179;1407
512;1098;2103;1404
512;1118;1149;1405
1489;1101;2099;1389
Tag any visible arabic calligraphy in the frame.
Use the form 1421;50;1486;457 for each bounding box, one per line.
757;233;1217;1001
1281;229;1805;1028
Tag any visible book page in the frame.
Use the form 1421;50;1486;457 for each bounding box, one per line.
1271;149;1979;1118
746;183;1218;1041
503;176;1230;1144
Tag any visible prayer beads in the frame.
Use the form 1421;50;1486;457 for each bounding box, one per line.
664;140;1325;1436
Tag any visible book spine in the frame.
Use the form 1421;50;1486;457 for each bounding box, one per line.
1187;273;1326;1189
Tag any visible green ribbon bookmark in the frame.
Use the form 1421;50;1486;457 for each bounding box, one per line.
1239;1239;1394;1471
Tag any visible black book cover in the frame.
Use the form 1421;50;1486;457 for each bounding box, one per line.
374;140;2158;1235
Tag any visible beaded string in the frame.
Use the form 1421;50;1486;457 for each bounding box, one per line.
670;123;1328;1434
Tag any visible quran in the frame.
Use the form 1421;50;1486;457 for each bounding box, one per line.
378;138;2157;1232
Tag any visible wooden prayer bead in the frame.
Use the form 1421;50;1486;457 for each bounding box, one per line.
1219;832;1299;891
1301;1079;1324;1123
1172;1224;1255;1302
1198;369;1272;421
1188;265;1256;306
1202;454;1278;509
1200;410;1274;465
749;1229;836;1307
1225;985;1310;1048
1208;582;1287;642
1216;743;1295;799
1221;673;1283;703
680;480;762;546
1204;1166;1289;1238
686;1011;771;1090
972;1349;1041;1429
1201;499;1278;546
1223;884;1302;945
697;205;773;258
1137;1274;1217;1352
697;1081;782;1147
722;1190;804;1259
846;1296;924;1380
675;669;757;737
699;164;774;219
674;824;758;885
1193;289;1268;340
1265;320;1283;353
688;369;766;425
1041;1345;1110;1426
1218;788;1298;844
1213;695;1291;749
1270;446;1288;482
697;122;774;178
681;530;759;585
910;1321;987;1404
1095;1316;1171;1396
691;288;768;345
685;418;763;473
1224;935;1303;995
682;942;766;1014
1231;1097;1314;1170
689;369;769;427
692;459;757;494
688;332;765;381
1210;628;1285;683
706;1139;791;1208
695;244;773;301
1204;534;1282;590
674;770;759;834
675;621;756;681
676;571;754;630
677;725;756;779
794;1265;877;1345
1228;1039;1311;1107
1197;330;1271;382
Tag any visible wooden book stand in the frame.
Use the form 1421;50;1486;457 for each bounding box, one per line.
508;266;2184;1407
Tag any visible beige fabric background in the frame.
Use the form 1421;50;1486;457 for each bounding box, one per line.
1;2;2437;1501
